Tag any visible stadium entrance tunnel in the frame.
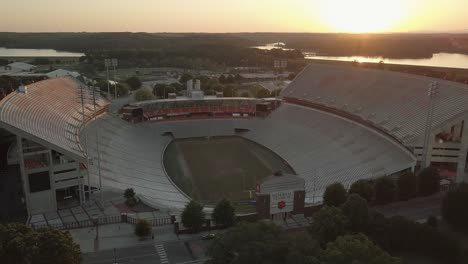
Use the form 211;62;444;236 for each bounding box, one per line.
163;136;294;210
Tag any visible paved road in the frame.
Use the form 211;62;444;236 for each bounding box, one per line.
374;193;443;221
82;240;194;264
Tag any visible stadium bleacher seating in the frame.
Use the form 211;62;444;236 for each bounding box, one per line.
284;63;468;145
82;103;415;207
0;77;108;160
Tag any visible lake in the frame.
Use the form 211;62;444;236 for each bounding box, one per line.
0;47;84;57
254;43;468;69
305;53;468;70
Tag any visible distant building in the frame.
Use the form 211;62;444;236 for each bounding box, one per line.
6;62;37;72
46;69;80;78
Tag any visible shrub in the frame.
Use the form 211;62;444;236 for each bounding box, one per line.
349;179;374;202
341;194;370;232
374;177;396;204
323;182;347;207
418;166;440;196
134;219;152;237
309;206;347;246
397;172;417;201
442;183;468;233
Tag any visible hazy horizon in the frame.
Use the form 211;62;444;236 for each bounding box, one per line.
1;0;467;33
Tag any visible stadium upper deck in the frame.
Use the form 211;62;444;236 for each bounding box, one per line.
0;77;108;161
283;63;468;145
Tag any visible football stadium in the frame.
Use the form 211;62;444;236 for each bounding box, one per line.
2;63;468;216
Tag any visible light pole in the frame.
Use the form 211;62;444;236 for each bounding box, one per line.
104;59;111;97
112;58;118;99
422;81;439;169
104;58;118;99
78;85;91;203
91;83;103;206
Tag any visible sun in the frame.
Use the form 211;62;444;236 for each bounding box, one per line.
318;0;406;33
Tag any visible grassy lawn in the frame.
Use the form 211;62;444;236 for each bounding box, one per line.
164;136;294;208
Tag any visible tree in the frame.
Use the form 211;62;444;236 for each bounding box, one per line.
256;88;271;98
181;200;205;232
134;89;155;102
212;198;235;227
374;177;396;204
323;182;347;207
32;228;81;264
115;83;129;97
226;75;235;84
218;75;226;84
341;194;370;232
442;183;468;233
271;88;282;97
309;206;347;246
223;85;236;97
418;166;440;196
179;73;193;84
349;179;374;202
321;234;402;264
134;219;152;237
124;188;138;206
125;76;142;90
0;224;80;264
397;172;417;201
124;188;136;200
209;222;320;264
153;83;175;98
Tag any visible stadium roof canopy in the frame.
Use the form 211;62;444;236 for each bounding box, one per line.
283;63;468;145
0;77;108;161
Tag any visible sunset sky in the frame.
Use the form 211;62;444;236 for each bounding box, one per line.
1;0;467;33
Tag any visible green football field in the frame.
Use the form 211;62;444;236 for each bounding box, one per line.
163;136;294;205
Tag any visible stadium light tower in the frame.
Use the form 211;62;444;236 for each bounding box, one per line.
421;81;439;168
91;83;104;205
104;58;118;99
104;59;111;97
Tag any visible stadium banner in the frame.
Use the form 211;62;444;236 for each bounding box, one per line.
270;190;294;214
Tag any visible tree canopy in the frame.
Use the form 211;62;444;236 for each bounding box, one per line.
212;198;236;227
321;234;402;264
323;182;347;207
309;206;347;246
0;224;81;264
442;183;468;233
208;222;320;264
397;172;418;201
418;166;440;196
374;176;396;204
181;200;205;232
349;179;374;202
134;89;155;102
341;194;370;232
256;88;271;98
125;76;142;90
